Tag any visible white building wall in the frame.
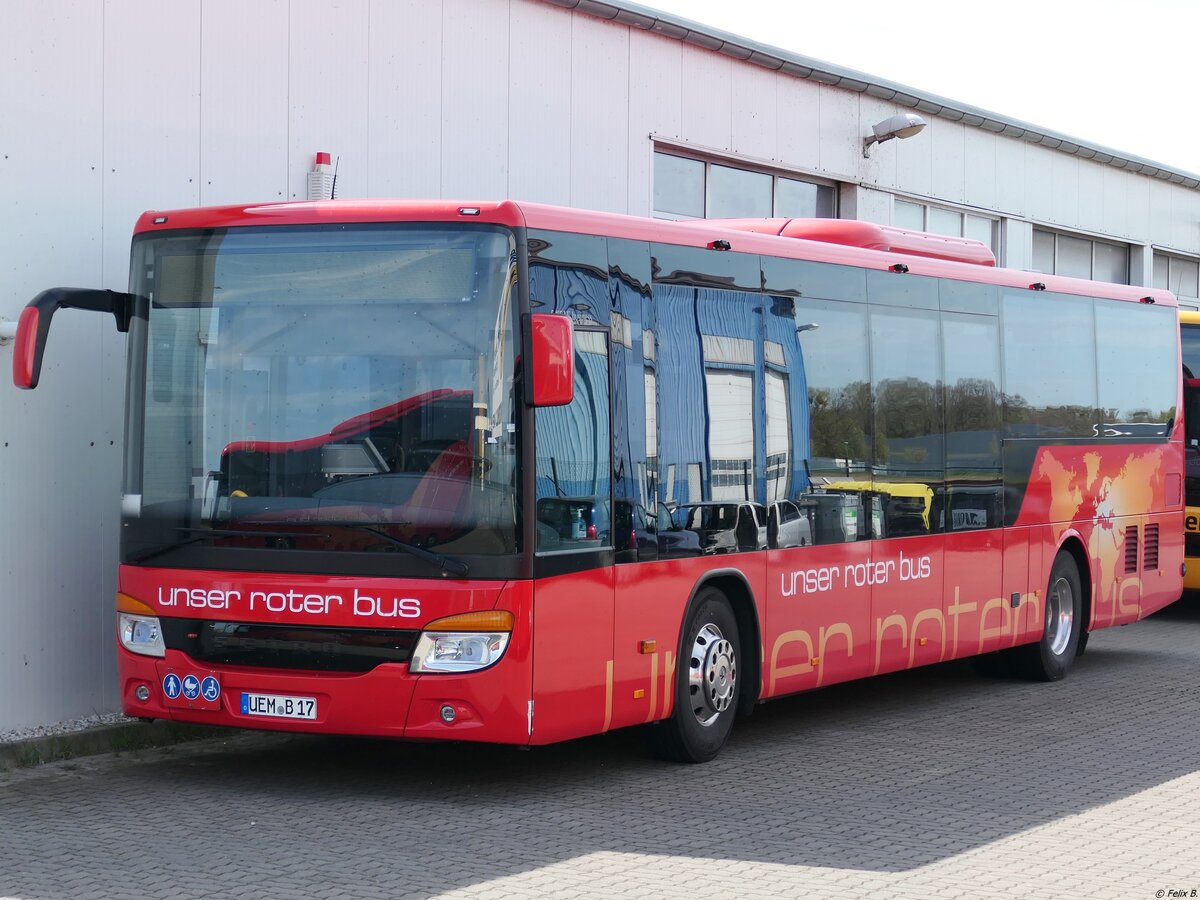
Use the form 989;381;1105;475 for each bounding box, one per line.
2;0;1199;730
3;4;120;730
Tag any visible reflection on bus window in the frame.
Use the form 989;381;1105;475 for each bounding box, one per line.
535;330;612;551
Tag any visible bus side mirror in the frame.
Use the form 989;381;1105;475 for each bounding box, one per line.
12;288;133;389
524;313;574;407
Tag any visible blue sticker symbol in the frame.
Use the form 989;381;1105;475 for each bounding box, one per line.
200;676;220;703
182;674;201;701
163;673;182;700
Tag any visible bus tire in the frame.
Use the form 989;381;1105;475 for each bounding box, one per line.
649;587;740;764
1012;551;1082;681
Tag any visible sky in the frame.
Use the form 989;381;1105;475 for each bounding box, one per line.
637;0;1199;174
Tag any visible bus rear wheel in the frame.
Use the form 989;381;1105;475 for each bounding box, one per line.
649;587;740;763
1012;551;1082;681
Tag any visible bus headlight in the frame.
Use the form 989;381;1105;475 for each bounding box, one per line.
410;610;513;674
116;592;165;658
118;613;165;658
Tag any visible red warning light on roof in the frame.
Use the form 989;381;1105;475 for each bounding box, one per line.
315;152;332;166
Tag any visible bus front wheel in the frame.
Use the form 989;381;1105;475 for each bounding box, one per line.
649;587;740;763
1013;551;1082;681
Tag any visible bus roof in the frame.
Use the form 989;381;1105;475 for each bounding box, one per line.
132;199;1178;308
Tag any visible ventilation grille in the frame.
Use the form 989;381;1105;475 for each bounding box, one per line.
1123;527;1139;574
1144;523;1160;571
160;619;418;673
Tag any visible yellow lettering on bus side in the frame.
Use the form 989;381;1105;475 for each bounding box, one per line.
816;623;853;687
873;614;908;675
768;630;815;696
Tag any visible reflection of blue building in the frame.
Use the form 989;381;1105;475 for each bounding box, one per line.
655;283;809;507
529;244;613;502
534;332;611;499
527;230;812;519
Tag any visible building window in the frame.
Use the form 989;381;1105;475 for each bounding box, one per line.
654;154;705;219
1153;251;1200;306
653;150;836;220
1032;228;1130;285
894;199;999;255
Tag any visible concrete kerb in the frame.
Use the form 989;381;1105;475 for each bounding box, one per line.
0;720;237;771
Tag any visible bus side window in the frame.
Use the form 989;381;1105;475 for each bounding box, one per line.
943;310;1002;530
534;330;612;551
870;304;943;537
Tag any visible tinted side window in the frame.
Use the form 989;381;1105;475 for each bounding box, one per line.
651;246;762;510
608;238;653;557
795;298;872;545
940;279;999;316
866;270;938;310
535;330;612;552
1095;302;1177;437
528;230;609;325
1002;292;1098;439
1181;322;1200;379
797;298;872;476
697;287;762;504
943;312;1003;530
871;306;943;537
762;257;867;303
652;243;759;291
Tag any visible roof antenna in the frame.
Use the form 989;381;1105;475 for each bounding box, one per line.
330;155;340;200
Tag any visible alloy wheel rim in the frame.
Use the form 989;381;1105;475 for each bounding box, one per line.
1046;575;1074;656
688;622;736;727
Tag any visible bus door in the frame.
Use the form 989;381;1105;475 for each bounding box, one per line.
530;328;617;744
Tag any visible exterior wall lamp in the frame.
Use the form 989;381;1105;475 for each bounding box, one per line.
863;113;927;157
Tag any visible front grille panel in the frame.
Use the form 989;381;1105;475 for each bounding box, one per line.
161;619;419;673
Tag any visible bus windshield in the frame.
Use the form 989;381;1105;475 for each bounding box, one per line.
121;224;520;567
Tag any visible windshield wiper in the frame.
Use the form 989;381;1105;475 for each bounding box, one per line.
355;526;470;577
127;527;319;564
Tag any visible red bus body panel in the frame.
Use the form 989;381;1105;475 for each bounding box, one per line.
118;566;533;744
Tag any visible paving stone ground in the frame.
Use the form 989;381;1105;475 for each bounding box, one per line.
2;599;1200;899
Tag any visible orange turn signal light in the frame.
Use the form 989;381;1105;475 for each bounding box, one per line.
116;592;156;616
424;610;514;632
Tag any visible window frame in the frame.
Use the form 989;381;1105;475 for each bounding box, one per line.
1152;249;1200;304
893;197;1000;257
652;147;838;221
1031;227;1131;286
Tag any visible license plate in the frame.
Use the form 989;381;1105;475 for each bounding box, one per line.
240;692;317;720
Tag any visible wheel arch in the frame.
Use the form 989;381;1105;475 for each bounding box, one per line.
1055;533;1092;633
684;568;762;716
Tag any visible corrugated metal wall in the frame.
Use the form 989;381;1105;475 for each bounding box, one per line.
2;0;1198;730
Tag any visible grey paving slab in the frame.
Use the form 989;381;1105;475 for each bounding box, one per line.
2;599;1200;899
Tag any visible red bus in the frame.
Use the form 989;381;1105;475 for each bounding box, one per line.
13;200;1183;763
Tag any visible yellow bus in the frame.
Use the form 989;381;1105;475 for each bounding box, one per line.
1181;310;1200;590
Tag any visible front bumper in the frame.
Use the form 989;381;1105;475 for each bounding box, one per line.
119;646;532;744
